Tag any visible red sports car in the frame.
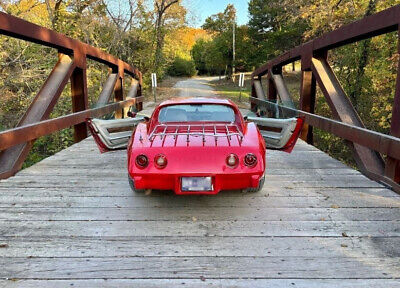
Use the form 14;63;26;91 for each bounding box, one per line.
88;98;303;195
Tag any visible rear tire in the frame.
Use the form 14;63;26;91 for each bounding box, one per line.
247;174;265;193
128;175;145;193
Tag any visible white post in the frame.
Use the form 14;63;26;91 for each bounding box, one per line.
232;20;236;82
151;73;157;102
238;73;244;102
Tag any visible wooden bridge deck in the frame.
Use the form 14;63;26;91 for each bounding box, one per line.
0;138;400;287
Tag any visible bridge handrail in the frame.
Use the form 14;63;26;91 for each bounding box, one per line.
0;12;143;179
251;5;400;193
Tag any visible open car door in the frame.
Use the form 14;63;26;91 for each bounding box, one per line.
87;117;144;153
246;116;304;153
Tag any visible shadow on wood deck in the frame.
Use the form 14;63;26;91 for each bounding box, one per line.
0;138;399;287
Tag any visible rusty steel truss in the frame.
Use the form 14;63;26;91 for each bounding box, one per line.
251;5;400;193
0;12;143;179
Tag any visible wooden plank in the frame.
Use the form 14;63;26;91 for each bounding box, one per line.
1;256;400;279
0;194;397;208
0;207;398;221
0;236;398;258
1;186;396;198
1;279;400;288
1;220;399;237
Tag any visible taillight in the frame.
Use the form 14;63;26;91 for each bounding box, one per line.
244;153;257;167
135;154;148;168
226;153;239;168
155;154;167;169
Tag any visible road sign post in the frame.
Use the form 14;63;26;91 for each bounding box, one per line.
151;73;157;102
238;73;245;102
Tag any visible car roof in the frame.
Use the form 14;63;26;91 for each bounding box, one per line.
158;97;236;108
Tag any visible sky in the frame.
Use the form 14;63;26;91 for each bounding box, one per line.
183;0;250;27
105;0;250;28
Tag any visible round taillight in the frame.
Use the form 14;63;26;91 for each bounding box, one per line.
155;154;167;169
226;153;239;168
244;153;257;167
135;154;148;168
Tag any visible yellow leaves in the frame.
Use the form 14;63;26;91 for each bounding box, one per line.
7;0;50;27
164;28;210;60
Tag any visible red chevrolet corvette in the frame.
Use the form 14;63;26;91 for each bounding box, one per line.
88;98;303;195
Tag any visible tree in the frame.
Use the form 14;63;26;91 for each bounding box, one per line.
247;0;308;67
153;0;180;72
201;4;236;34
191;38;208;74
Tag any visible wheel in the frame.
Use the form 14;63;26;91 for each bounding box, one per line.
247;174;265;193
128;175;145;193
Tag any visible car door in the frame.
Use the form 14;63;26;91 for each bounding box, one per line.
246;115;304;153
86;117;144;153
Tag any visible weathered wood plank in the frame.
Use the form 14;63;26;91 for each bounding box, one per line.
0;236;398;258
1;279;400;288
1;256;399;279
1;187;396;198
1;220;399;237
0;194;398;208
0;207;398;221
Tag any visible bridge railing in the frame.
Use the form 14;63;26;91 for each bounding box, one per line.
251;5;400;193
0;12;143;179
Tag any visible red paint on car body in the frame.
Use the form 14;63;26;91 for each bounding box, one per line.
127;98;267;195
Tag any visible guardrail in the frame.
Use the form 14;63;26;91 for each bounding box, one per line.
0;12;143;179
251;5;400;193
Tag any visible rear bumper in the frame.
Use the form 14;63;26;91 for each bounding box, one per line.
131;172;263;195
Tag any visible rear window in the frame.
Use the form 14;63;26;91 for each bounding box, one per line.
158;104;235;123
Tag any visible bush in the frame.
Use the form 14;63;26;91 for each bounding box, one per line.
167;57;196;77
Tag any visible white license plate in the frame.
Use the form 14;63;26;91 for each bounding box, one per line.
181;177;213;191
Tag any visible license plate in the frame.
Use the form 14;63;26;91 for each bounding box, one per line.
181;177;213;191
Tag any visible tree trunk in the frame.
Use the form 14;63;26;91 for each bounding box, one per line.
154;13;164;72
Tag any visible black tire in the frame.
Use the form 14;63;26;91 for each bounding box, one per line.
128;175;145;193
247;174;265;193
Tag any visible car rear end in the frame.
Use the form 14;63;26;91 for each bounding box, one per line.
128;121;265;195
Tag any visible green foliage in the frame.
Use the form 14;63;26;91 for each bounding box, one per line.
247;0;308;67
191;39;208;74
202;4;236;33
167;57;196;77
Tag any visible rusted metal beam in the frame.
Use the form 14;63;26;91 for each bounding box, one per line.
135;74;143;112
0;97;143;152
71;67;89;142
267;72;277;102
96;73;118;107
114;77;124;119
0;12;139;77
253;79;266;100
125;78;139;116
385;28;400;183
270;73;294;106
0;54;75;179
251;79;266;113
311;56;385;175
299;70;316;144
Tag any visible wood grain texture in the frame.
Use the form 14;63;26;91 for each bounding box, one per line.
0;137;399;286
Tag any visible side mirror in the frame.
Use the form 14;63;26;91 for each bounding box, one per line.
143;116;150;122
243;116;248;121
